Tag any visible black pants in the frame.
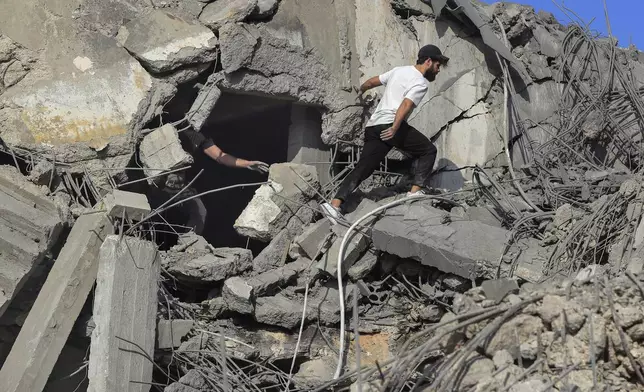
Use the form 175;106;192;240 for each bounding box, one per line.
334;122;437;202
183;197;207;235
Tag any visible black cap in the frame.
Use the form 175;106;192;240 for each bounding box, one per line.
418;44;449;64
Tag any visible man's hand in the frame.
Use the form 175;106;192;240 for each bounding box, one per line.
380;127;397;141
354;86;376;106
246;161;270;173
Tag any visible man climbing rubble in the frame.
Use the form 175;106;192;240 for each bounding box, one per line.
321;45;448;224
149;128;268;237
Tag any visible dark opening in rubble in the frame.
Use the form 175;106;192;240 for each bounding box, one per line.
193;92;293;254
142;86;294;254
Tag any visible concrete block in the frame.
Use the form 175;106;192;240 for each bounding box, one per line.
252;228;291;273
371;202;507;279
222;276;254;315
118;10;218;73
88;235;160;392
187;74;222;131
316;231;368;278
0;213;112;392
481;279;520;303
235;163;319;242
293;357;335;390
247;258;309;296
102;190;151;221
255;295;304;330
199;0;257;30
295;219;332;259
347;249;378;281
139;124;193;179
165;370;208;392
164;248;253;283
287;105;332;186
157;320;195;349
250;0;279;19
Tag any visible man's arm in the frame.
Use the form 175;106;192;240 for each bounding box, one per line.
203;145;268;173
380;98;416;141
181;129;268;173
359;76;383;93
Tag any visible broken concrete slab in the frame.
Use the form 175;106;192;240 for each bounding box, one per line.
316;199;379;277
0;213;112;392
0;165;64;317
288;104;333;187
481;279;520;303
161;61;212;85
247;258;310;296
235;163;319;242
27;159;57;188
295;219;332;259
173;232;211;254
88;235;160;392
101;189;151;221
139;124;194;180
250;0;279;19
347;249;379;281
451;205;503;228
164;369;209;392
163;248;253;283
215;22;351;111
186;73;222;131
308;287;342;326
0;55;175;165
316;230;368;278
118;10;218;73
371;202;507;279
222;276;254;315
255;295;304;330
199;0;258;30
252;228;291;273
158;319;195;349
293;357;335;390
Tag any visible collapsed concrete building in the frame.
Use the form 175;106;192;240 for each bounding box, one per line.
1;0;644;390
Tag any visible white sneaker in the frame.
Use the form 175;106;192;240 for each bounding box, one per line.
406;190;426;198
321;202;343;225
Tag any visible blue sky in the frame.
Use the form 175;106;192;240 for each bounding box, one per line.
482;0;644;49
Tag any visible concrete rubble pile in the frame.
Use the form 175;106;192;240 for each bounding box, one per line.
1;0;644;391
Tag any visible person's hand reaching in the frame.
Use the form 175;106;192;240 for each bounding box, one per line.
246;161;269;173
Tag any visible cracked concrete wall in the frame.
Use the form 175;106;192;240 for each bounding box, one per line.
1;0;642;193
354;0;506;185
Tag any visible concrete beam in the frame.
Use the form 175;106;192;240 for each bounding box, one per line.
0;165;64;317
88;235;160;392
0;213;113;392
287;105;332;186
371;202;505;279
101;190;151;221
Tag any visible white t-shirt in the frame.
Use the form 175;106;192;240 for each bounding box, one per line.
366;66;428;127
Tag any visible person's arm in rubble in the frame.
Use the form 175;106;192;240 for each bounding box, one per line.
183;129;269;173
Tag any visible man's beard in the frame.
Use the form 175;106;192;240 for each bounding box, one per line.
424;69;437;81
